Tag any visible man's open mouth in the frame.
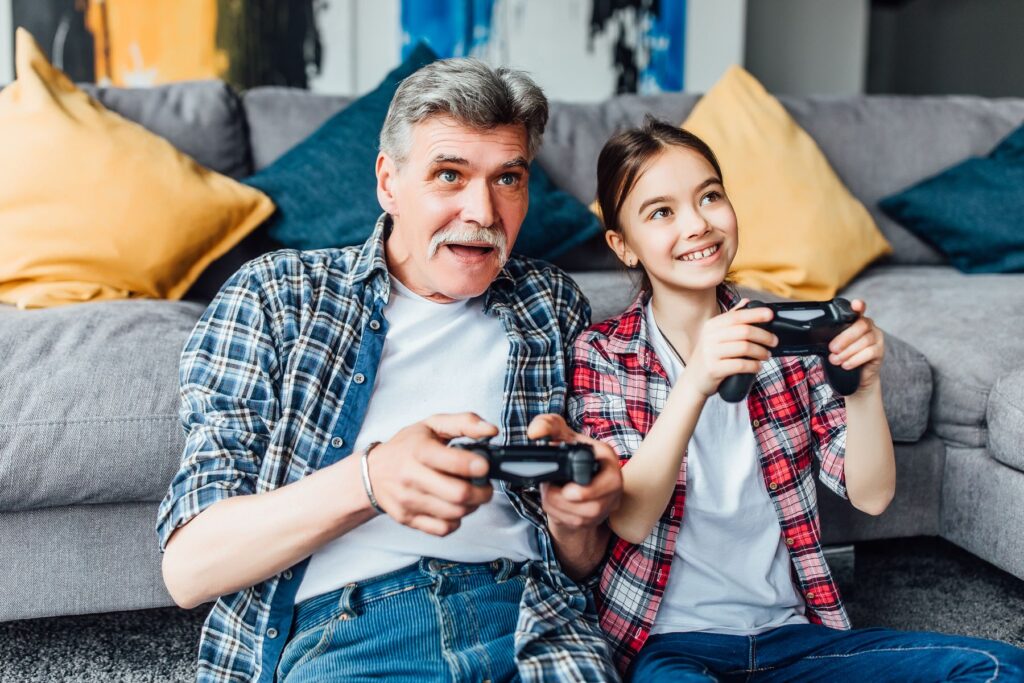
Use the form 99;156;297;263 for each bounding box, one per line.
445;243;496;257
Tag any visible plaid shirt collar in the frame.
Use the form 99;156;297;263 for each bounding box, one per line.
603;284;740;371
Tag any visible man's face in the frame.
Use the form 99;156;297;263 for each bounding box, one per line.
377;116;530;303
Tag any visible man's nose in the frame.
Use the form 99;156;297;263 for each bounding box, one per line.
461;179;496;228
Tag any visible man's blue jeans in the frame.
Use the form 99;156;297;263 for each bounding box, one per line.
628;624;1024;681
277;557;527;682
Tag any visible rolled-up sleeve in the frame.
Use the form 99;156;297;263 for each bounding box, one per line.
805;356;848;499
156;263;281;551
567;333;643;464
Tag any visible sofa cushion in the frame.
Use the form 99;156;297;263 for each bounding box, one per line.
570;269;932;443
843;265;1024;447
80;81;251;180
988;369;1024;472
879;121;1024;274
0;300;205;512
680;65;892;300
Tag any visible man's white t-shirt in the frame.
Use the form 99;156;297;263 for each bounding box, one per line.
296;277;540;603
644;300;807;635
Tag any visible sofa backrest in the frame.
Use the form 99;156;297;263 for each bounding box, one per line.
241;86;1024;268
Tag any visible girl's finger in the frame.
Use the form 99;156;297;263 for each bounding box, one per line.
716;323;778;348
830;331;875;364
720;358;764;377
714;340;773;362
840;345;880;370
729;297;750;311
829;318;871;353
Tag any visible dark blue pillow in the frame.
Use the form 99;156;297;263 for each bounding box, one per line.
879;123;1024;273
245;44;600;261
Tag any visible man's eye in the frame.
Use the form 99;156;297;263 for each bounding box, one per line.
497;173;520;186
700;191;722;206
649;207;671;220
438;170;459;183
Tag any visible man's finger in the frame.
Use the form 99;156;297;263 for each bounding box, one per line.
527;413;575;442
415;441;490;478
422;412;499;441
406;515;461;537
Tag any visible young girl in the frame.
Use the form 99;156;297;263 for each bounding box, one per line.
569;117;1024;681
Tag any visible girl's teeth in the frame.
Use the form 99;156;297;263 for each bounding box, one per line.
682;244;719;261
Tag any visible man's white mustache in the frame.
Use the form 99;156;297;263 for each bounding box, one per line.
427;225;508;264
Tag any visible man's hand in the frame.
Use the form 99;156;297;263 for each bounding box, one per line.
527;414;622;578
367;413;498;536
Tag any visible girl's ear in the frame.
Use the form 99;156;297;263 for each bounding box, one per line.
605;229;638;268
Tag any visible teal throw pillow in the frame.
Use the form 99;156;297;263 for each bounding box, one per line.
245;44;600;262
879;123;1024;273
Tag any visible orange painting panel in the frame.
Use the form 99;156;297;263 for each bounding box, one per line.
85;0;226;86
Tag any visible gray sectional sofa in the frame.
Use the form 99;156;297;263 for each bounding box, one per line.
2;80;1022;623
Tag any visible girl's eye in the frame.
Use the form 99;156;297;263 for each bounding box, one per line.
438;170;459;183
497;172;521;186
700;191;722;206
649;207;672;220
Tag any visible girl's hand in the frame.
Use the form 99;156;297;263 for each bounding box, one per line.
686;299;778;398
827;299;884;391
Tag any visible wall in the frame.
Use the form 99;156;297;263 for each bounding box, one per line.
867;0;1024;97
1;0;12;83
744;0;868;96
310;0;746;100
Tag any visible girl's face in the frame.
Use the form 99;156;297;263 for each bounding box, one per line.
608;146;737;294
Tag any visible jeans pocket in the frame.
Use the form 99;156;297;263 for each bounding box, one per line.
279;615;355;681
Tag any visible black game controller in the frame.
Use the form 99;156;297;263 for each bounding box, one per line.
717;298;862;403
452;442;599;487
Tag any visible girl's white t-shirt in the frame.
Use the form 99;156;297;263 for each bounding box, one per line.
644;300;808;635
296;277;540;604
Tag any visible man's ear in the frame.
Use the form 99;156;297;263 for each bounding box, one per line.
376;152;399;216
605;229;637;268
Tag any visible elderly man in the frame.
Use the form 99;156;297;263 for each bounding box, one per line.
157;58;622;682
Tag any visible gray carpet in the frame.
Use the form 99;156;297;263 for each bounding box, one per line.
2;537;1023;682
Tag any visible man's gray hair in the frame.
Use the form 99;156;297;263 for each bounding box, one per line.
380;58;548;164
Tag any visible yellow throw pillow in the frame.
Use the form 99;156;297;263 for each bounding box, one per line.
0;28;275;309
682;66;891;300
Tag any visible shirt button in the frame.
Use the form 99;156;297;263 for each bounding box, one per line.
369;320;381;331
353;373;366;384
752;419;761;428
785;537;795;547
769;482;778;491
267;627;279;639
806;592;815;600
282;570;293;580
331;436;344;448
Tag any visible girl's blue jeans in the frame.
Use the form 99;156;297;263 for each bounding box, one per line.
628;623;1024;682
277;557;527;682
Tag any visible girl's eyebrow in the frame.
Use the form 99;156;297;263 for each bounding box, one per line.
637;195;672;216
697;176;722;190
